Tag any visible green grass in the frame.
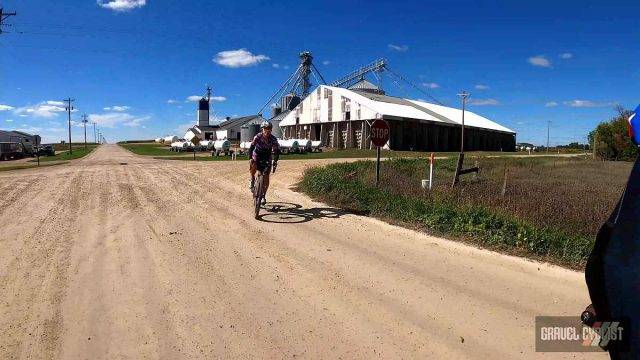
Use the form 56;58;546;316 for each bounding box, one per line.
297;156;630;268
31;145;98;162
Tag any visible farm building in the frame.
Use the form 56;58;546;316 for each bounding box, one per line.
215;115;265;141
278;84;516;151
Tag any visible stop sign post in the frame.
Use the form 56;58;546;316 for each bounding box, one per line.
370;120;390;187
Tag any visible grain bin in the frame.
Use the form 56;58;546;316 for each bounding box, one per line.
241;124;260;142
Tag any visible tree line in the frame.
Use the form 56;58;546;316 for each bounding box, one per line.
588;106;637;161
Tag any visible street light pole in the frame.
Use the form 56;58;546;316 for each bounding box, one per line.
458;91;469;154
452;91;470;187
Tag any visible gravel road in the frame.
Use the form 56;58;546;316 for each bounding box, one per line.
0;145;602;359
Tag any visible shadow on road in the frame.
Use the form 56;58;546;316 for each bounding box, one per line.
257;202;349;224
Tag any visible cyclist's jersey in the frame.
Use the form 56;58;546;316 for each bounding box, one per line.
250;133;279;162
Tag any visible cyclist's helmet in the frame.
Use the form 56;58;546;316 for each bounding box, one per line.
260;121;273;129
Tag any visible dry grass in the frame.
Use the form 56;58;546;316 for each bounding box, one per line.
299;155;632;267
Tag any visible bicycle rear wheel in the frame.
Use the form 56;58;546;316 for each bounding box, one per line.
253;174;264;219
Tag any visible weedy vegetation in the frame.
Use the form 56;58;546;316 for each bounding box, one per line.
298;155;631;268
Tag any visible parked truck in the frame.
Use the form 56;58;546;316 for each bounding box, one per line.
0;142;22;161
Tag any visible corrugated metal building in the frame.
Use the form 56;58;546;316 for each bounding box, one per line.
278;85;516;151
215;115;265;141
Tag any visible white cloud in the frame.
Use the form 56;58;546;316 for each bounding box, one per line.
97;0;146;12
211;96;226;102
528;55;552;68
167;99;179;104
272;63;281;69
186;95;202;102
14;101;71;118
388;44;409;52
563;100;612;108
545;101;558;107
213;49;270;68
0;104;14;111
322;60;330;65
5;119;13;122
174;122;193;135
88;112;149;128
559;53;573;59
474;84;489;90
103;105;130;111
468;98;500;106
422;82;439;89
284;65;290;70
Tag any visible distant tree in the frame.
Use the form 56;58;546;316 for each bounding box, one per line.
589;106;637;161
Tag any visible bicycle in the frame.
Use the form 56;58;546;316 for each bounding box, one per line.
252;160;276;219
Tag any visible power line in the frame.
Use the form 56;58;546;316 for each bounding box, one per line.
0;7;17;35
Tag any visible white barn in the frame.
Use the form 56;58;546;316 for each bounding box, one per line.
278;84;516;151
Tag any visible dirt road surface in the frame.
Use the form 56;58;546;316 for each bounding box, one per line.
0;145;603;359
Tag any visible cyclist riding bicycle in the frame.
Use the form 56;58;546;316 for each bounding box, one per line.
249;121;280;204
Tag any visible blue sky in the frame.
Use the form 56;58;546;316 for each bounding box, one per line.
0;0;637;145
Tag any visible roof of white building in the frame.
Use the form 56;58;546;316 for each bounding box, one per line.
280;85;515;134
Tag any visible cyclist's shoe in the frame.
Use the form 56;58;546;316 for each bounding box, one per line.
262;197;267;205
249;178;255;192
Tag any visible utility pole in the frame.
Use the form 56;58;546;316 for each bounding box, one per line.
64;98;75;154
92;121;97;144
81;114;88;149
546;120;551;153
0;8;17;35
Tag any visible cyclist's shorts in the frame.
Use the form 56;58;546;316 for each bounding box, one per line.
252;157;272;174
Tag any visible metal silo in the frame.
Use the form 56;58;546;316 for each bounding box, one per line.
241;124;260;142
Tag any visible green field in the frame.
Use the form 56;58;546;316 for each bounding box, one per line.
34;145;99;162
298;155;629;268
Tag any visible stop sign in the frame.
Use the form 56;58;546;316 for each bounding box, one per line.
370;120;390;147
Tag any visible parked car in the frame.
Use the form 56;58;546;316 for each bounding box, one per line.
37;145;55;157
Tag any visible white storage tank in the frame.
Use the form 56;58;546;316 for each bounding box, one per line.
278;139;299;153
213;139;231;152
164;135;179;145
296;139;312;153
170;141;187;151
